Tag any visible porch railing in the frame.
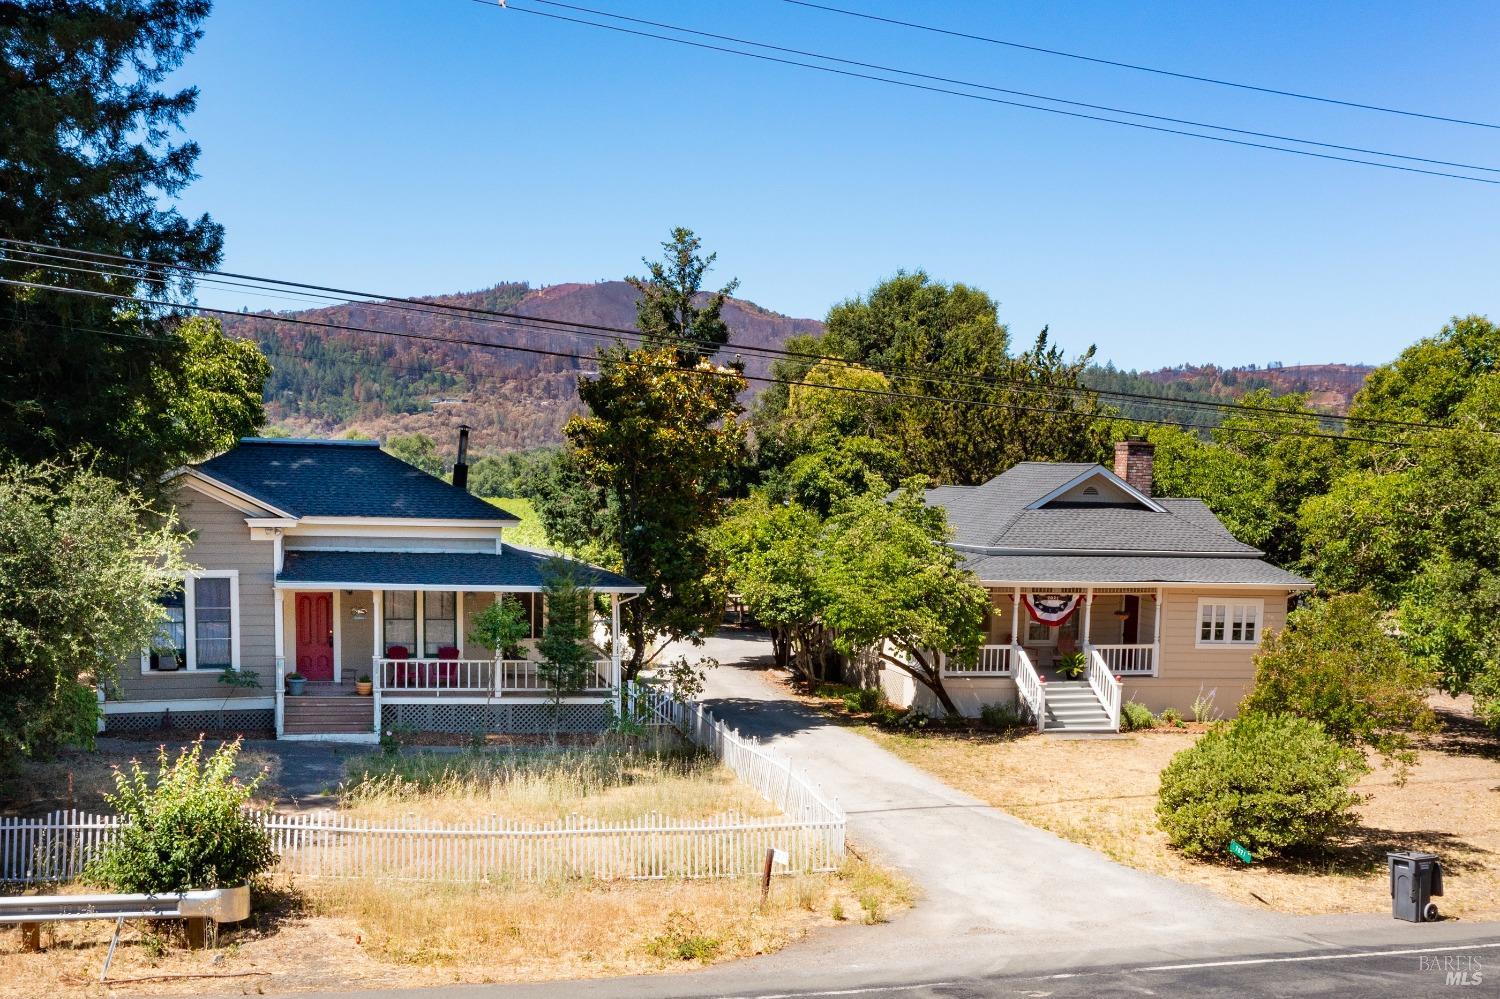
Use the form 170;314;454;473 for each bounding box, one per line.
1088;644;1155;675
374;657;615;696
1013;648;1046;733
940;644;1012;676
1085;649;1123;732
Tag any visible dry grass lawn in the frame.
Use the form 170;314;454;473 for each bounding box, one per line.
337;746;781;823
0;859;911;997
860;703;1500;918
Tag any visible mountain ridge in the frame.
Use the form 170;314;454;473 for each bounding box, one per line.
223;281;1374;452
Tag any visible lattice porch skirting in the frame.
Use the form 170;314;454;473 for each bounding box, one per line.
381;702;610;735
103;708;276;735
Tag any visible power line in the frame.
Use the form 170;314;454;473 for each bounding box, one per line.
0;238;1447;434
507;0;1499;175
0;273;1431;449
783;0;1500;131
477;1;1500;185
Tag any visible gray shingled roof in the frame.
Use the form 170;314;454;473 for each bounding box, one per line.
922;461;1311;587
194;439;518;522
277;548;642;592
925;462;1255;555
961;553;1312;587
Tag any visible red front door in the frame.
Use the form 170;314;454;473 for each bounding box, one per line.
295;592;335;681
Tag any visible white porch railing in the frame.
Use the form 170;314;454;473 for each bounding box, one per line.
1089;644;1155;675
374;658;615;696
940;644;1012;676
1013;648;1046;733
1086;649;1123;731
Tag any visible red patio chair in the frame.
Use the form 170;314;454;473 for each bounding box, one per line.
385;645;410;687
436;645;461;686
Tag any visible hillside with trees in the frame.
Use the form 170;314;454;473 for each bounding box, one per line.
224;280;823;451
227;279;1373;452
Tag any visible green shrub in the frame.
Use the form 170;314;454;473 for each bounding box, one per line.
1120;700;1156;731
644;911;721;962
874;706;930;731
1159;706;1185;728
979;701;1027;731
839;687;883;712
1155;713;1367;859
85;737;276;892
1242;593;1436;767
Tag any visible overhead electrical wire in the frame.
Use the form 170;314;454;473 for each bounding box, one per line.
470;1;1500;185
502;0;1499;176
0;238;1451;436
0;238;1452;435
0;271;1447;450
782;0;1500;131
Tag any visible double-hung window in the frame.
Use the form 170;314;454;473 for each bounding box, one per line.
383;591;417;655
1197;599;1262;646
423;592;457;656
143;571;239;671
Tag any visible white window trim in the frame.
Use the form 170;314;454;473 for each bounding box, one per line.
1194;597;1263;648
140;570;241;673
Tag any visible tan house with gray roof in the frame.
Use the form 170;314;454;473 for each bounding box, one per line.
872;440;1312;731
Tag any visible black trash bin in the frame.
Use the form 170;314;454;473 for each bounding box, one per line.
1388;851;1443;922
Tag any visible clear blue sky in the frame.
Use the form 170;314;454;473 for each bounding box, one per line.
174;0;1500;369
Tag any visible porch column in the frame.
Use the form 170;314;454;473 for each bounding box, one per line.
371;590;384;734
1081;586;1093;651
1009;585;1021;658
610;593;623;714
1152;586;1164;676
272;592;285;737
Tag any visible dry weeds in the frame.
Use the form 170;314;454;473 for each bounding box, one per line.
0;859;911;997
861;710;1500;918
337;746;780;823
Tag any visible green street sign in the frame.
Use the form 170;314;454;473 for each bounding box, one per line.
1228;840;1254;864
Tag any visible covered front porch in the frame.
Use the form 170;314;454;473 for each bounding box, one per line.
270;548;641;739
941;585;1161;680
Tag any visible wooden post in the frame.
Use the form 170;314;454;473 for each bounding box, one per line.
20;921;40;951
185;917;207;950
760;847;775;908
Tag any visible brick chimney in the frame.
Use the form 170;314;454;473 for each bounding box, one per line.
1113;437;1154;497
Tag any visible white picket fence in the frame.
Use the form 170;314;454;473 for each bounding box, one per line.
1;691;845;885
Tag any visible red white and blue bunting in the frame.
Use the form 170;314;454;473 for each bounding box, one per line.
1021;592;1085;627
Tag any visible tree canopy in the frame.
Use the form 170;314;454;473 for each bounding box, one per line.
0;0;268;485
0;461;188;761
753;272;1106;487
627;226;739;365
565;344;747;676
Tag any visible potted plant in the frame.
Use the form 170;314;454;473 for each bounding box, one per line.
285;672;307;696
1056;651;1087;680
355;673;373;696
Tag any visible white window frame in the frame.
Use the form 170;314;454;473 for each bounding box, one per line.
1195;597;1263;648
140;570;241;673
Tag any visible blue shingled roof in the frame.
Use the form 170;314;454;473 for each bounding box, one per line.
277;548;642;592
193;439;518;521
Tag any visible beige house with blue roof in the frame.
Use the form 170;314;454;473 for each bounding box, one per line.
872;440;1312;732
103;435;642;742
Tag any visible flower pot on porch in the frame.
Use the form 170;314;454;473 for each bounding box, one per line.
355;677;373;696
286;674;307;696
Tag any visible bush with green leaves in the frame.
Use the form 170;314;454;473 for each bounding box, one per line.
85;738;277;892
1120;700;1156;731
979;701;1027;731
1241;593;1436;768
1156;713;1367;859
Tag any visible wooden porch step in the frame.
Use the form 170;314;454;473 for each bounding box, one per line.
283;695;375;735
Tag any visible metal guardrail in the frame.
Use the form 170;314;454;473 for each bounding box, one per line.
0;885;250;980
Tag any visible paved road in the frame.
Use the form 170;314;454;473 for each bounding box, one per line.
275;630;1500;998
